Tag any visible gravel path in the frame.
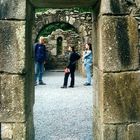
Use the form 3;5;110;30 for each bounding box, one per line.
34;71;93;140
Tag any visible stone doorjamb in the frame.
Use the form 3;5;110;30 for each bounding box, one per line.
93;1;140;139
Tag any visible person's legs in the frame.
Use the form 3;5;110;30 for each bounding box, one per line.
35;62;39;85
38;62;46;84
85;64;91;85
63;72;70;87
70;68;75;87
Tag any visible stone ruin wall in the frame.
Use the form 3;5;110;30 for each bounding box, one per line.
34;8;92;44
33;9;92;74
45;29;80;69
93;0;140;139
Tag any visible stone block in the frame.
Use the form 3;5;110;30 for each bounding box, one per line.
1;113;34;140
0;0;26;19
100;0;133;15
93;67;102;108
1;123;26;140
127;123;140;140
102;71;140;123
93;107;102;140
97;16;139;72
135;0;140;8
93;67;103;140
103;124;127;140
51;48;57;56
0;74;26;122
0;21;26;73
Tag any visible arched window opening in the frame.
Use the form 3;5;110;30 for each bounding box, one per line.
57;36;63;55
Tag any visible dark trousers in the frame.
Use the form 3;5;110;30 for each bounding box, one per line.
63;67;75;87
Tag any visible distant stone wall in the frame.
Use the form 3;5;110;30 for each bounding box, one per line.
33;9;92;73
33;9;92;45
45;29;79;69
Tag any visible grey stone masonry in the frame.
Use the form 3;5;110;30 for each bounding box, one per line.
93;1;140;140
0;21;26;73
34;9;92;44
0;0;34;140
97;16;139;72
0;74;25;122
0;0;26;19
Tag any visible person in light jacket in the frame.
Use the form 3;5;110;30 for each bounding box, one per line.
83;43;93;86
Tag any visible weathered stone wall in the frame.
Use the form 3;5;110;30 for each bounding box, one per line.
135;2;140;65
45;29;79;69
34;9;92;45
0;0;34;139
33;9;91;73
93;1;140;140
138;22;140;64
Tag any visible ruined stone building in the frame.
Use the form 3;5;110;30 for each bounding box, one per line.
33;8;92;72
0;0;140;139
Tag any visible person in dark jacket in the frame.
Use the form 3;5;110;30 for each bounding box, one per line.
34;36;47;86
61;46;81;88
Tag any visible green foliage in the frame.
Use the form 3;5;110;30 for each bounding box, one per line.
35;8;48;12
73;7;92;13
136;44;140;48
36;22;77;42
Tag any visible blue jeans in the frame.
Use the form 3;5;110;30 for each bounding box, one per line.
84;64;92;84
35;62;44;83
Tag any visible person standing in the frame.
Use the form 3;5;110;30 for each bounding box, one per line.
83;43;93;86
61;46;81;88
34;36;47;86
44;38;49;71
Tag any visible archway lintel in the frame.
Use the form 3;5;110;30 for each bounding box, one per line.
55;35;64;40
30;0;98;8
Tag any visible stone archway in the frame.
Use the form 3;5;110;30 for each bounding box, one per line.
33;9;93;74
35;21;81;70
0;0;140;140
33;8;92;45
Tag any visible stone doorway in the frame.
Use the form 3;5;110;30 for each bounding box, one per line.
0;0;140;140
33;7;94;139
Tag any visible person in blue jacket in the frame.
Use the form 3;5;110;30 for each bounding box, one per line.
34;36;47;86
83;43;93;86
61;46;81;88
